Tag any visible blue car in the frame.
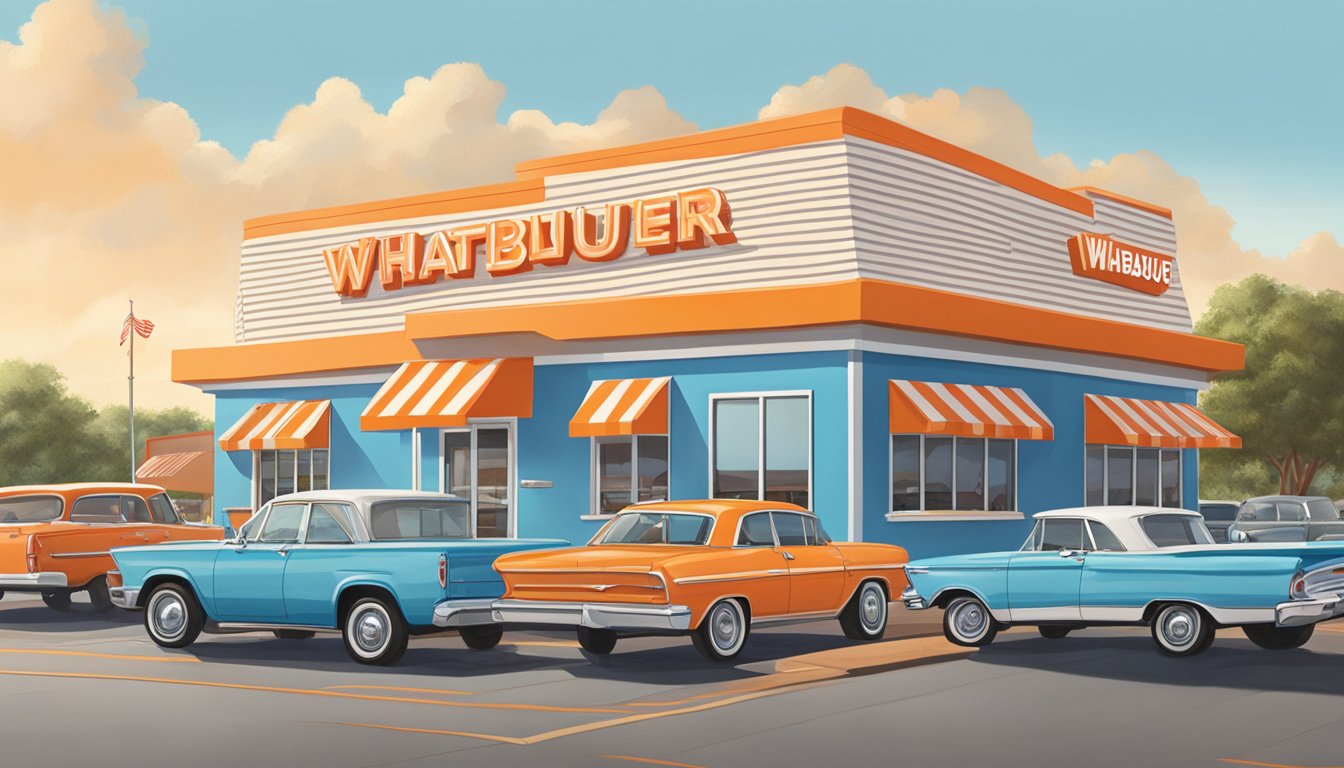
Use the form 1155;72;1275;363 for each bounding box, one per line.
902;507;1344;657
110;490;565;665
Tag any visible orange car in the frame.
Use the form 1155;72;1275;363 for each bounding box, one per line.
491;500;909;661
0;483;224;612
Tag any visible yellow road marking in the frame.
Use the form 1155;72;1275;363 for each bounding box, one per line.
1220;758;1344;768
332;721;526;745
321;685;476;696
598;755;707;768
0;648;198;664
0;669;627;714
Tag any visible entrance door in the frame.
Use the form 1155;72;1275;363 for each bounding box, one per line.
442;423;514;538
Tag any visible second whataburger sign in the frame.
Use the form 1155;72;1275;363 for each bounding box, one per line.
1067;232;1173;296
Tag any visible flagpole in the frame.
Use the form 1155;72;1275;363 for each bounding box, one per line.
128;299;135;483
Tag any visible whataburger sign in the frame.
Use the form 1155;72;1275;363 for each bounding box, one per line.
323;188;736;297
1067;232;1173;296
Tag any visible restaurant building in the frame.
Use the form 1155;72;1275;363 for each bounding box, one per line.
175;107;1244;557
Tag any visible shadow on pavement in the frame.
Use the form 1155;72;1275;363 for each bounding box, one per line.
0;597;140;633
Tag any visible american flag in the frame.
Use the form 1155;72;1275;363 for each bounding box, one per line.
120;313;154;345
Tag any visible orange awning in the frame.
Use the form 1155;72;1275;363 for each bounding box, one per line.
361;358;533;431
889;379;1053;440
569;377;670;437
218;400;330;451
1085;394;1240;449
135;451;213;495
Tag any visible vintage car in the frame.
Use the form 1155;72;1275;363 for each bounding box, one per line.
0;483;224;612
490;500;909;661
1197;499;1240;543
109;490;565;665
1227;495;1344;543
902;506;1344;657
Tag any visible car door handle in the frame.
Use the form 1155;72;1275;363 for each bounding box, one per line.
781;551;795;561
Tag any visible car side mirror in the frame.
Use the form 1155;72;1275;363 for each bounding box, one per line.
223;526;237;541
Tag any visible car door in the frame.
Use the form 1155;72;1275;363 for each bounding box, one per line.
120;495;167;545
211;502;306;621
146;493;183;541
283;502;360;626
731;511;790;619
772;511;846;615
1007;517;1086;622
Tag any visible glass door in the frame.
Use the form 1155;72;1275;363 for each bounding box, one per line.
442;423;514;538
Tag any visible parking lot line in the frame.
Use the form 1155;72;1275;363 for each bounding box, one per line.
0;669;630;714
331;721;526;745
1220;758;1344;768
321;684;477;696
0;648;199;664
597;755;707;768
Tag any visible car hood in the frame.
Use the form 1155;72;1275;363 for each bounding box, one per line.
493;544;709;572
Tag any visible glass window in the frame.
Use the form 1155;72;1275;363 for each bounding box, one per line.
443;432;472;499
772;512;807;546
1160;449;1180;507
475;428;510;539
0;496;63;523
987;440;1015;511
276;449;297;497
954;438;985;511
1278;502;1306;522
122;496;152;523
1307;499;1340;521
237;507;266;542
258;451;276;508
305;503;355;544
764;397;809;507
312;450;329;491
369;500;471;540
713;399;759;500
256;449;330;507
596;512;712;545
891;435;920;511
638;436;669;504
597;439;632;513
1020;520;1043;551
736;512;775;546
1039;518;1086;551
1085;446;1104;506
923;437;954;510
1239;501;1275;521
1106;447;1134;505
147;494;180;524
1135;448;1160;506
258;503;305;543
1199;503;1238;522
296;451;312;493
1087;520;1126;551
70;496;125;524
1141;514;1214;547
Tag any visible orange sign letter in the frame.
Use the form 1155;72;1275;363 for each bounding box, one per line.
323;237;380;297
573;203;632;262
677;188;736;249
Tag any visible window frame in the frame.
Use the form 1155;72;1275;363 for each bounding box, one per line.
252;447;331;509
889;434;1019;515
1084;444;1183;508
589;434;671;517
256;501;308;544
69;494;129;525
438;420;517;539
708;391;813;507
734;510;780;548
302;502;358;545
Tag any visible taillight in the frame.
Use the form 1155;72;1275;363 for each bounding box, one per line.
438;555;447;589
107;571;123;589
1291;571;1308;599
25;536;37;573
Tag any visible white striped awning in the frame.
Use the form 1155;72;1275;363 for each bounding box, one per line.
1085;394;1240;449
218;400;330;451
569;377;670;437
889;380;1053;440
360;358;533;431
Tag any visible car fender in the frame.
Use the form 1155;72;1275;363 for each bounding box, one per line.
140;567;214;616
331;573;404;620
927;584;1011;624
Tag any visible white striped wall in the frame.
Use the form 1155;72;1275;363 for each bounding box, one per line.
233;136;1192;344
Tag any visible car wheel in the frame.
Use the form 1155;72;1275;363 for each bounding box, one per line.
41;591;72;611
1039;626;1072;639
576;626;618;655
342;597;408;666
1243;623;1315;650
272;630;316;640
459;624;504;650
839;581;889;641
86;576;114;613
943;595;998;647
144;583;204;649
691;598;749;662
1151;603;1213;657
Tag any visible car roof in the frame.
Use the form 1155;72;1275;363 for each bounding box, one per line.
0;483;165;496
1034;506;1201;523
621;499;813;518
267;489;469;506
1243;495;1332;503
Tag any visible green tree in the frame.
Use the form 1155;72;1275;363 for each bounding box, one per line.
88;404;212;481
1196;275;1344;496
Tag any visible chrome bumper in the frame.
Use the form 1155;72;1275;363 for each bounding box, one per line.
491;599;692;632
1276;596;1344;627
0;572;68;590
901;585;928;611
431;598;497;628
109;587;140;610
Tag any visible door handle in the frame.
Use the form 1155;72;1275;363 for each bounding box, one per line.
781;551;795;561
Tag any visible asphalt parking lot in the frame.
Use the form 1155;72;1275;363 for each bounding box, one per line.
1;593;1342;768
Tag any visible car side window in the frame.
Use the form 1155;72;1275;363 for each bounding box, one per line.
771;512;808;546
1039;519;1086;551
1278;502;1306;522
305;503;355;544
147;494;181;524
1020;521;1043;551
737;513;776;547
70;495;126;524
801;515;819;545
1087;521;1126;552
258;503;305;543
1239;502;1275;522
122;496;152;523
237;508;266;542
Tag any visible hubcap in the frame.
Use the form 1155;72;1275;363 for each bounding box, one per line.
354;609;388;653
953;601;987;639
154;595;185;638
1162;609;1196;647
861;587;885;631
711;604;740;650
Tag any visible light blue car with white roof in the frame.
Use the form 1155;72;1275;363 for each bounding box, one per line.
902;506;1344;656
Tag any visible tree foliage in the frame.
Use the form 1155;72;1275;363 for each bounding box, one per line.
1196;275;1344;497
0;359;211;486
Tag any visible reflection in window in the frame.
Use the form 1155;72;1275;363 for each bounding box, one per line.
891;435;1017;512
1085;446;1104;506
1085;445;1182;508
923;437;953;510
255;449;329;507
713;399;760;500
891;436;920;511
595;435;669;514
764;397;809;506
369;500;471;540
771;512;807;546
713;395;811;508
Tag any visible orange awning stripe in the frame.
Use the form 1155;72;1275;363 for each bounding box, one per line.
360;358;533;431
1085;394;1240;449
569;377;670;437
218;401;330;451
889;379;1054;440
136;452;206;480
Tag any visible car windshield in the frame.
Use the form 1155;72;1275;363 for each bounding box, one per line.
1141;514;1214;547
369;500;472;540
1199;503;1238;522
1306;499;1340;521
0;496;63;523
596;512;713;545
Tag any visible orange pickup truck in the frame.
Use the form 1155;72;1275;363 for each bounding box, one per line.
0;483;224;611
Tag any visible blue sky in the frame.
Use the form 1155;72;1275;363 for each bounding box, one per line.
2;0;1339;256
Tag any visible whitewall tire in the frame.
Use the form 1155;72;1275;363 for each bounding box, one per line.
342;597;408;665
1151;603;1214;657
144;583;204;649
943;595;998;647
692;598;749;661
